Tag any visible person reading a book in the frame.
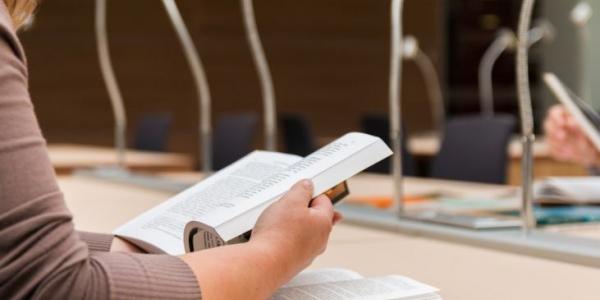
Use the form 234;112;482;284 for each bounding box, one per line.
0;1;342;299
544;104;600;169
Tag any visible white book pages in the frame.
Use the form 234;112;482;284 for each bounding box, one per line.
283;268;364;288
272;275;440;300
201;132;392;242
113;151;302;255
535;177;600;203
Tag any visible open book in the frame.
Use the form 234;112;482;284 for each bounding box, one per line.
273;268;441;300
114;132;392;254
535;177;600;204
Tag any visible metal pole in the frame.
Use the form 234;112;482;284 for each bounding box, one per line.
162;0;213;172
390;0;405;215
571;2;593;101
413;48;445;133
479;21;552;118
95;0;127;168
479;29;515;117
516;0;537;231
241;0;277;151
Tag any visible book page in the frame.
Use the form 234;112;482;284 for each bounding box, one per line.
536;177;600;203
113;151;302;255
283;268;363;288
272;275;440;300
200;132;392;241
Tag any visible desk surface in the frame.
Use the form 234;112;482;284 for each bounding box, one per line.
58;174;600;300
407;133;550;158
48;144;195;174
318;133;551;159
312;224;600;300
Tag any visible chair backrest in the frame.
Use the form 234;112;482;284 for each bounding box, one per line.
361;115;415;175
430;115;516;184
280;114;315;157
134;113;172;152
213;113;259;170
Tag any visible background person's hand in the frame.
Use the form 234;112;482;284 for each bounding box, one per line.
544;105;600;167
250;180;342;282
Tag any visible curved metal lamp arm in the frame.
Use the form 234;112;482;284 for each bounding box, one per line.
241;0;277;151
571;2;593;41
527;20;556;47
413;49;445;133
571;2;593;101
516;0;537;231
402;36;445;133
161;0;213;173
390;0;405;215
479;21;553;118
479;29;515;117
95;0;127;168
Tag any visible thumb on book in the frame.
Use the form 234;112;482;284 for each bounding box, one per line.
285;179;314;206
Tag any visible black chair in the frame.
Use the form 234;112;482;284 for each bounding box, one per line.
213;113;259;170
134;113;172;152
430;115;516;184
361;115;415;175
280;114;316;157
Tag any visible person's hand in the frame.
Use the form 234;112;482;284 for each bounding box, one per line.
180;180;342;299
250;180;342;282
544;104;600;167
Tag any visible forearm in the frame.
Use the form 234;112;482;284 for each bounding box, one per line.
181;241;292;300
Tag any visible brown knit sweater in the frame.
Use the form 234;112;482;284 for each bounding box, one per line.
0;3;201;299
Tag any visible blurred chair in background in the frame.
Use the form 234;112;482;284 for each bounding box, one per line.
361;115;415;175
212;113;259;170
280;114;316;157
134;113;173;152
430;115;516;184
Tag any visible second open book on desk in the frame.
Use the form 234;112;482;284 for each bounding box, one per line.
113;132;392;255
535;177;600;204
273;268;441;300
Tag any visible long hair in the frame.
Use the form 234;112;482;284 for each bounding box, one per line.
4;0;37;29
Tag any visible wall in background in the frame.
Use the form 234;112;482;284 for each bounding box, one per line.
445;0;552;128
541;0;581;115
20;0;444;163
584;0;600;109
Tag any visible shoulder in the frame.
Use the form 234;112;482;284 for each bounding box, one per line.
0;1;27;66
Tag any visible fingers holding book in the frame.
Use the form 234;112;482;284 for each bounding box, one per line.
251;179;342;279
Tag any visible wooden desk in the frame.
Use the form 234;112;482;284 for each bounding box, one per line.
312;224;600;300
48;144;195;175
58;174;600;300
407;133;587;185
318;134;587;185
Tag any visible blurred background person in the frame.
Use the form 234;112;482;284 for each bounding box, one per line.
544;104;600;169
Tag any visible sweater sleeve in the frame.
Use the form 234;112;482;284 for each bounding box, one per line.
0;5;201;300
78;231;114;252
